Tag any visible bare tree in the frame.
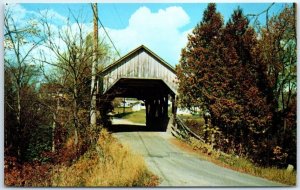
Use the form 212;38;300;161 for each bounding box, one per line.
38;10;111;151
4;6;43;159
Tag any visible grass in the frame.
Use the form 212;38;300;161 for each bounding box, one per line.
178;114;205;125
52;129;159;187
114;107;133;114
171;137;296;186
114;107;146;124
122;110;146;124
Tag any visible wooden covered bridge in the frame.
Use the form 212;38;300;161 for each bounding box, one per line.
99;45;178;131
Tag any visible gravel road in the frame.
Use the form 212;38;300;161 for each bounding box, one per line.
113;131;284;187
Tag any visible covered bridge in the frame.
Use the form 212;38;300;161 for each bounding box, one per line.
99;45;178;131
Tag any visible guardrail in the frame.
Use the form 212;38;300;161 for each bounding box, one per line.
172;115;205;143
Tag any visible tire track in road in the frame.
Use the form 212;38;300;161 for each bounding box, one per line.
114;131;285;187
137;132;172;186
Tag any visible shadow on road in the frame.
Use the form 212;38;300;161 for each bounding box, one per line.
113;112;134;118
108;124;164;133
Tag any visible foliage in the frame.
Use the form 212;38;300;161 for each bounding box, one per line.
5;130;159;187
178;114;205;125
176;3;296;167
114;106;133;114
52;129;159;187
256;4;297;167
4;156;52;187
187;137;296;186
184;119;221;147
37;8;117;156
176;3;224;111
4;6;158;188
4;5;49;161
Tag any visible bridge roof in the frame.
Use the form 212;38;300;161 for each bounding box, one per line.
100;45;178;95
100;45;176;76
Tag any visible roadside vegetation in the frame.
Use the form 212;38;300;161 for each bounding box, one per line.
178;114;205;126
5;129;159;186
178;112;296;185
114;107;146;124
4;2;296;187
113;107;133;115
177;3;296;173
4;6;156;187
52;129;159;186
172;137;296;186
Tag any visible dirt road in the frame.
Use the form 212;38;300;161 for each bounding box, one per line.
113;131;284;187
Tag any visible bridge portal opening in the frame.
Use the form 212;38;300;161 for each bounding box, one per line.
109;97;146;132
100;78;175;132
98;45;178;132
112;97;146;122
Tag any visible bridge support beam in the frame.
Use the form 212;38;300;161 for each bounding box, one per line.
163;95;168;117
145;96;170;131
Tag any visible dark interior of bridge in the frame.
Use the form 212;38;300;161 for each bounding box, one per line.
100;78;176;132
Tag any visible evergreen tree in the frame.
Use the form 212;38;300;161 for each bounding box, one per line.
221;8;272;158
176;3;224;111
256;5;296;167
177;5;273;161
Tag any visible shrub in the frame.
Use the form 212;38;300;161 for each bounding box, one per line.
52;129;159;187
187;137;296;186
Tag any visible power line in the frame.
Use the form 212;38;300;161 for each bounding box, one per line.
91;3;121;58
113;4;125;27
99;18;121;58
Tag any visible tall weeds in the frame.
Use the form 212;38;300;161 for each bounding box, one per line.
52;129;159;187
188;137;296;186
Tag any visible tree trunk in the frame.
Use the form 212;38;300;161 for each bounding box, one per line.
74;127;78;147
73;84;79;148
52;112;56;152
52;94;60;152
16;86;21;158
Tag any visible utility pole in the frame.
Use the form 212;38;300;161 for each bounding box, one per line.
90;3;98;129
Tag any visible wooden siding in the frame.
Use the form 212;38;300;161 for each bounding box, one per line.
101;47;178;94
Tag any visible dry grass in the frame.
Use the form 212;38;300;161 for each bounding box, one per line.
178;114;205;124
52;129;159;187
171;137;296;186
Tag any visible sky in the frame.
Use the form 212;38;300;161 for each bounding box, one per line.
6;2;288;66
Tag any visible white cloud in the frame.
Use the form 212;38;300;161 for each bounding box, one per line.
4;4;69;68
5;3;27;21
5;5;193;67
40;9;68;25
106;6;192;65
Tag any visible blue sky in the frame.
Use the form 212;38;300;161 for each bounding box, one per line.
9;3;288;66
22;3;286;30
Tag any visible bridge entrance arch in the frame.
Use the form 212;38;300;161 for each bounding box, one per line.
99;45;178;131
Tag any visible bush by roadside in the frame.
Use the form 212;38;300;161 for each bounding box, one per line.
52;129;159;186
5;129;159;187
184;137;296;186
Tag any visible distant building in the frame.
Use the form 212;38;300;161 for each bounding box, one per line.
132;101;146;111
177;108;192;115
118;98;142;108
177;107;201;115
